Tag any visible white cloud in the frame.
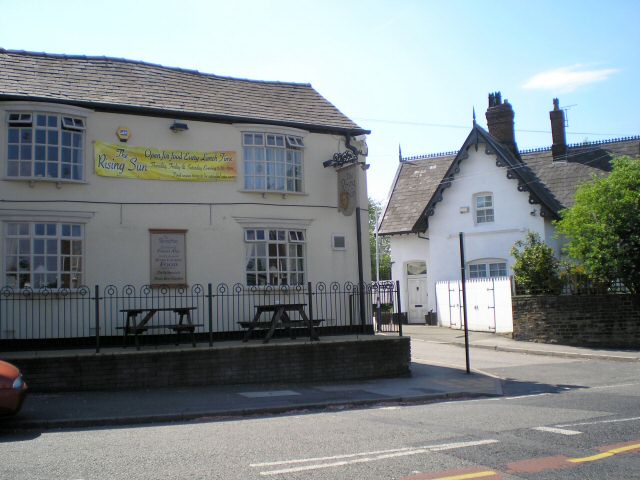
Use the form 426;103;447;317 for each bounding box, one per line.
523;65;619;93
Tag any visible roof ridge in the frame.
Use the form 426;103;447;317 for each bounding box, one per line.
401;134;640;159
401;151;458;162
564;135;640;149
0;48;313;88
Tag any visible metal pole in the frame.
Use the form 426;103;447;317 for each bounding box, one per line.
375;210;380;284
355;207;366;332
395;280;403;337
459;232;471;374
94;285;100;353
374;210;382;331
307;281;314;323
207;283;213;347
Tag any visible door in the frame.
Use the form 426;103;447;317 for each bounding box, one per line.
407;277;428;323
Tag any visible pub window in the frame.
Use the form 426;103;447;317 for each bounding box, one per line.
4;221;83;289
244;228;306;286
243;132;304;193
6;111;85;181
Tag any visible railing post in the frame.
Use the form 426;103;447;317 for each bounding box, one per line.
395;280;403;337
376;286;382;332
307;281;314;323
208;283;213;347
94;285;100;353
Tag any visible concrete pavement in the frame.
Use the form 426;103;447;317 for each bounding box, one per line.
403;325;640;362
2;326;637;431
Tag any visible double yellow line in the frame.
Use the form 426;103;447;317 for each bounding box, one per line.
569;442;640;464
428;442;640;479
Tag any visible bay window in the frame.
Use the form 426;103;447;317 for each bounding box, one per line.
6;111;85;181
4;222;83;289
243;132;303;193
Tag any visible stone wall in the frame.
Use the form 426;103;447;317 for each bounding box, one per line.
9;336;410;392
512;294;640;348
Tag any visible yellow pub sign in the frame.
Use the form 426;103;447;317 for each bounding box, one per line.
94;141;236;182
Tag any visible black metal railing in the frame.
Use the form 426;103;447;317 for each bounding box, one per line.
0;281;403;351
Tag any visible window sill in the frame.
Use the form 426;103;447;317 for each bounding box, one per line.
239;189;308;198
3;177;88;187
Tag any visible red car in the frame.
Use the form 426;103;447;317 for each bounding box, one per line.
0;360;28;416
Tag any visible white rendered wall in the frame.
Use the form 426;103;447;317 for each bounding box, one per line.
0;102;371;287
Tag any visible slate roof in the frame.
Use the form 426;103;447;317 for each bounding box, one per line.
0;49;368;135
378;127;640;235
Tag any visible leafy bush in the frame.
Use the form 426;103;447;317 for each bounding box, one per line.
555;157;640;294
511;231;562;294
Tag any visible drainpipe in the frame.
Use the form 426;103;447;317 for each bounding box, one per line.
356;206;366;331
345;133;368;331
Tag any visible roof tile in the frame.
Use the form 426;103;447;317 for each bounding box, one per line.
0;49;366;134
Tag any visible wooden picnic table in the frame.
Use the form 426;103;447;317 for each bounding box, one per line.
118;306;200;350
239;303;321;344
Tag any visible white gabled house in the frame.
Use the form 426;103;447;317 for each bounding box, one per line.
378;92;640;324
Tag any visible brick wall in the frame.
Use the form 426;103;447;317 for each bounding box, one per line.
512;294;640;348
10;336;411;392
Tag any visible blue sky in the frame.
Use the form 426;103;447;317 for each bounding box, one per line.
2;0;638;202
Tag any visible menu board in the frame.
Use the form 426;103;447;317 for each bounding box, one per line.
149;230;187;286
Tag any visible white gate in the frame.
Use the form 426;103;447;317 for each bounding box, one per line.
435;277;513;333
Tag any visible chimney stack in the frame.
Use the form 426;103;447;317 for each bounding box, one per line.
550;98;567;160
485;92;519;157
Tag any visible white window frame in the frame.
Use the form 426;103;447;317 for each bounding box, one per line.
244;228;306;286
3;220;84;290
474;192;495;224
5;109;86;182
468;259;508;279
242;131;304;193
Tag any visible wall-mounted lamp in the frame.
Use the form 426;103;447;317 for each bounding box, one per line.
459;206;470;214
170;120;189;133
530;208;537;216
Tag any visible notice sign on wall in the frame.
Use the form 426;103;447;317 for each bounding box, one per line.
150;230;187;286
95;141;236;182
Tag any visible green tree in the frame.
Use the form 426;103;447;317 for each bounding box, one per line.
510;231;561;294
368;198;391;280
555;156;640;294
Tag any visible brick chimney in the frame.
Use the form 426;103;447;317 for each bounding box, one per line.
485;92;519;157
549;98;567;160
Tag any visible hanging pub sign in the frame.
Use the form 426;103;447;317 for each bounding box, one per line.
337;163;359;216
95;141;236;182
150;229;187;287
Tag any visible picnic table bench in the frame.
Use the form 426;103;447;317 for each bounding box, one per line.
117;306;200;350
239;303;322;343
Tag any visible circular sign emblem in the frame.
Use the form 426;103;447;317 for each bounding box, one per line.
116;127;131;142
